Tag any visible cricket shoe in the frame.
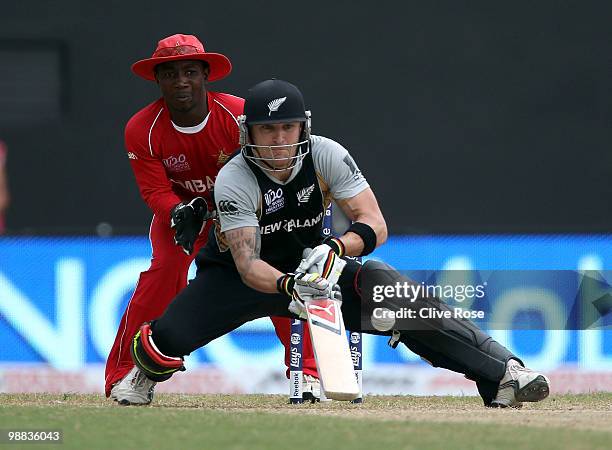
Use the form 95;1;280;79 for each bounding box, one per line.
110;367;156;406
302;374;321;403
491;359;550;408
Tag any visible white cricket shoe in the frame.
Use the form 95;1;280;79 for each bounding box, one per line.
302;374;321;402
110;367;156;406
491;359;550;408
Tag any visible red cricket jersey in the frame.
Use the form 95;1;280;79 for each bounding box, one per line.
125;91;244;221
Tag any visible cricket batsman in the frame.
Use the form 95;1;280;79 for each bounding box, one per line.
106;35;319;405
129;79;551;408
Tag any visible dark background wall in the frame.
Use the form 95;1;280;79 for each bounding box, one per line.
1;1;611;235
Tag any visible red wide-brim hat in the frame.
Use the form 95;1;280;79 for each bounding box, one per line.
131;34;232;82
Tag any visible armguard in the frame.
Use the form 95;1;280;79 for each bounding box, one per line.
131;323;185;382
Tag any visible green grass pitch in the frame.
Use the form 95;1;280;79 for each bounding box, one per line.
1;393;611;450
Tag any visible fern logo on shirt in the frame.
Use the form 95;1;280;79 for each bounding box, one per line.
296;184;315;204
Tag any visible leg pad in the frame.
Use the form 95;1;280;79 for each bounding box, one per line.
131;323;185;382
362;260;518;405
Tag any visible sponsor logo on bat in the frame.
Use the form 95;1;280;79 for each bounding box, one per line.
307;299;342;335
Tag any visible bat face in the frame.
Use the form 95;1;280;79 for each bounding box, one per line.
300;248;357;400
306;297;360;401
306;299;342;335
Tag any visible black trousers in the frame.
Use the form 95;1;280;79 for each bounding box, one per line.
150;259;515;405
151;260;364;357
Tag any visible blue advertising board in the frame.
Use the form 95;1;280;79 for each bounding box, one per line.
1;235;611;372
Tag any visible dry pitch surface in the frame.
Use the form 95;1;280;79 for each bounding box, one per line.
1;393;611;449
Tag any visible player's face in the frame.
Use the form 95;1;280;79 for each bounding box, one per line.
155;60;209;114
250;122;302;170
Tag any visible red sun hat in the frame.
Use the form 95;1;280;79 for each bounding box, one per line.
131;34;232;82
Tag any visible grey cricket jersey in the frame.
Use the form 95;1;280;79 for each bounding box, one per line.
214;135;370;232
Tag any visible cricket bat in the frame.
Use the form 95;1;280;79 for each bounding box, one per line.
303;252;359;401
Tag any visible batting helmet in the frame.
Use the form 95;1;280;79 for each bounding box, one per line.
238;79;311;172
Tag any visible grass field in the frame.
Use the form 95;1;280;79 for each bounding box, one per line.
1;393;611;450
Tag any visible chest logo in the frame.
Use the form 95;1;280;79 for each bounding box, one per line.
264;187;285;214
217;148;231;167
163;153;191;172
296;184;315;204
267;97;287;116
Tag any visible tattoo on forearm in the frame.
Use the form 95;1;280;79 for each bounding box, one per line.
226;227;261;276
252;228;261;259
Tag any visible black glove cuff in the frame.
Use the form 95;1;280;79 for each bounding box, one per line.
277;274;295;297
191;197;209;219
347;222;377;256
170;202;185;222
171;197;211;225
323;236;346;257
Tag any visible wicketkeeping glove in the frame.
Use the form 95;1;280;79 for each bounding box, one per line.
170;197;211;255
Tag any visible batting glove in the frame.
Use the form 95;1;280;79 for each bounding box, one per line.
288;283;343;319
279;273;342;319
298;242;347;285
170;197;211;255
